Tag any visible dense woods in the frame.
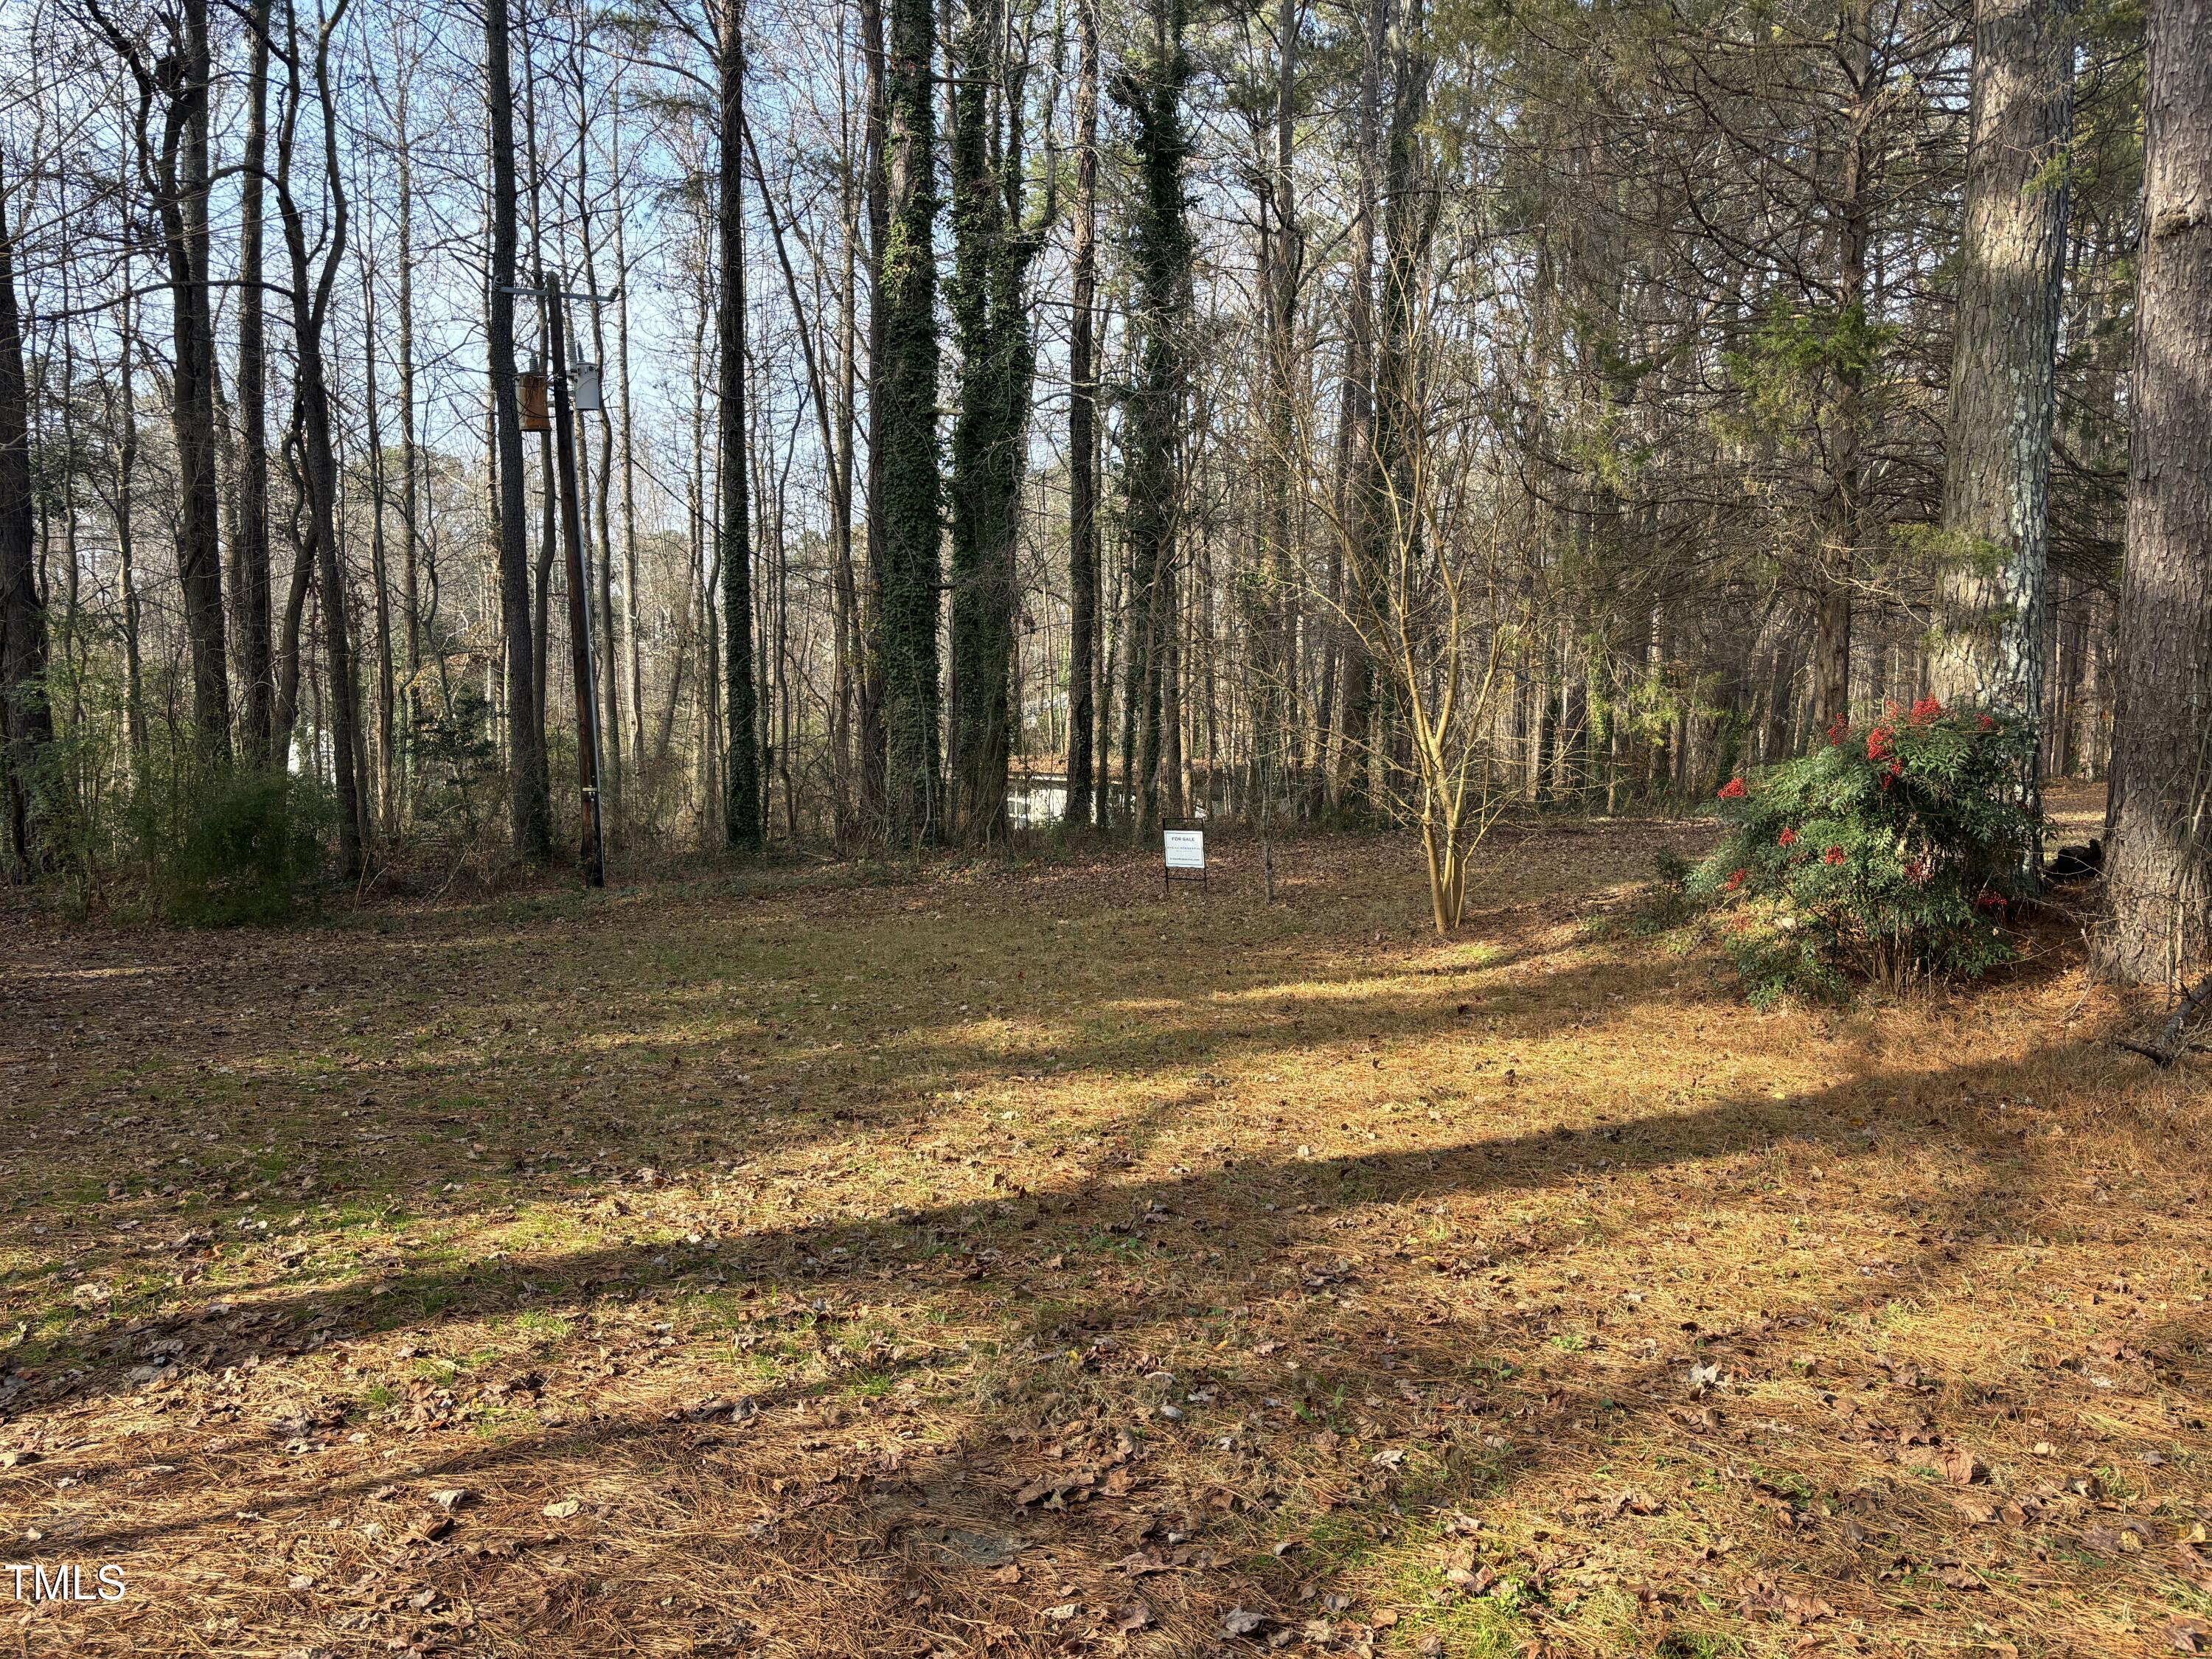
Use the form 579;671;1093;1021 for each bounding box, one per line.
0;0;2205;975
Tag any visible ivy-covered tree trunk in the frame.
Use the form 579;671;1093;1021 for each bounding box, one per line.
719;0;762;849
947;0;1040;844
878;0;944;845
1117;0;1192;838
1930;0;2073;728
2101;0;2212;986
1064;0;1101;829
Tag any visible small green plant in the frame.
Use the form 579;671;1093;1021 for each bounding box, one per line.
1674;699;2040;1005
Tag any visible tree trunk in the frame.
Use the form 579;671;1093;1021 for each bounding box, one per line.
1252;0;1301;824
1930;0;2073;736
396;107;422;813
485;0;551;857
719;0;762;848
1812;0;1875;735
0;164;52;877
2100;0;2212;986
1334;0;1384;815
175;0;230;760
1120;0;1193;837
235;0;276;764
611;102;647;787
880;0;945;844
947;0;1038;844
547;288;606;883
275;0;366;877
1065;0;1101;827
858;0;892;829
362;262;397;830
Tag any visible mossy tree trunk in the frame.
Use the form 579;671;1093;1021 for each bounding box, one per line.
878;0;945;846
1064;0;1102;829
1116;0;1192;838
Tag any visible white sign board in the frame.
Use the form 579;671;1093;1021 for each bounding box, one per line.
1164;829;1206;871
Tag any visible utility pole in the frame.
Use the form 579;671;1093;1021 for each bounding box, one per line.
503;274;615;888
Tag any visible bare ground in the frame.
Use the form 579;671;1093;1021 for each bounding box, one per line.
1;801;2208;1659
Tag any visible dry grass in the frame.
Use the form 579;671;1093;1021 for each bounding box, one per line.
1;799;2207;1659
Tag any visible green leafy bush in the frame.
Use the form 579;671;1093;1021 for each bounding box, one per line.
134;765;332;926
1675;699;2041;1004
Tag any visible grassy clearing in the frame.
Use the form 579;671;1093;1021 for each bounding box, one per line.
0;795;2207;1658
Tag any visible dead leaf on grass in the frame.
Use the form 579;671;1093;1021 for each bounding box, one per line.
1936;1447;1988;1484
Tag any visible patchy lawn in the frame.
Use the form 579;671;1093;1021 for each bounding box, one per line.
1;805;2207;1659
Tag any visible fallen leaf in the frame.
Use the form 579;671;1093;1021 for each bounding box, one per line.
1222;1606;1266;1636
1937;1447;1988;1484
543;1499;582;1520
1115;1603;1153;1632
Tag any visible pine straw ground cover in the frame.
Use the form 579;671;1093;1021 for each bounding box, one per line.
0;800;2208;1659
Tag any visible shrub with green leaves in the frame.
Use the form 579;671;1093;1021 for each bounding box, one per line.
133;765;333;926
1671;699;2040;1004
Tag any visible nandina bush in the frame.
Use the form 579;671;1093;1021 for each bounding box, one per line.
1672;699;2041;1004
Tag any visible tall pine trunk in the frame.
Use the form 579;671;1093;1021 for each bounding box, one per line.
2101;0;2212;985
1931;0;2073;736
